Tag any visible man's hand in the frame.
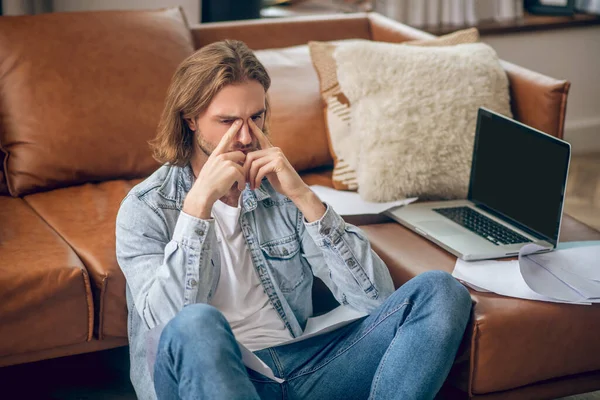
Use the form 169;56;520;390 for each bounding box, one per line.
244;119;326;222
244;119;308;198
183;120;246;219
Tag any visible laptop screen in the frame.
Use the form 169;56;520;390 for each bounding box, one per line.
468;108;571;244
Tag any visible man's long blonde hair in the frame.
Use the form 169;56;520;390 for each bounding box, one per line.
150;40;271;166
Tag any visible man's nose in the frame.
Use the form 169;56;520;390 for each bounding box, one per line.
236;121;253;145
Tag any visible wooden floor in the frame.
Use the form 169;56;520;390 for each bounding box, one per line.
564;152;600;231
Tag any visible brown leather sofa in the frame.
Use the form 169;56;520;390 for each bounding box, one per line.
1;8;599;400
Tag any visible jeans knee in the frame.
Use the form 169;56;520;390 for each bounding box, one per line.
162;304;229;344
416;271;472;327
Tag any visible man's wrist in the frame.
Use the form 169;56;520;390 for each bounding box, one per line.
290;187;326;223
183;195;213;220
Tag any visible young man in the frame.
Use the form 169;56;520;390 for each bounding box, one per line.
116;40;472;400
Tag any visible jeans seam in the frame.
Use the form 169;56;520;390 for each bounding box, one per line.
369;300;419;400
288;300;413;380
249;377;275;383
368;327;401;399
269;347;286;379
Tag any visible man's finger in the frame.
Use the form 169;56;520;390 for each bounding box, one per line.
219;150;246;164
242;148;270;171
247;154;274;190
242;149;274;186
213;120;242;156
248;118;271;150
227;162;246;191
254;160;278;190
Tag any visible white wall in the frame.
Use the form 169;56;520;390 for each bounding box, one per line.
51;0;201;24
482;26;600;154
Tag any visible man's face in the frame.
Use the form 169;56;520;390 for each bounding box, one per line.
188;80;266;157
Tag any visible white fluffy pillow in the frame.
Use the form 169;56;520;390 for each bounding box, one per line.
334;42;512;202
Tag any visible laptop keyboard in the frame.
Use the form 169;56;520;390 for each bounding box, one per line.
433;206;532;246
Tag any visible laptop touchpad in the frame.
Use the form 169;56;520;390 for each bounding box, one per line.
418;221;465;237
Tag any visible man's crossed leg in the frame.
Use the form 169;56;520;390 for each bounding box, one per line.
154;270;472;400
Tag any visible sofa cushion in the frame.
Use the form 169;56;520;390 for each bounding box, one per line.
255;45;333;173
300;168;334;188
0;197;93;358
308;28;479;191
359;216;600;394
24;179;143;339
334;41;511;201
0;8;194;196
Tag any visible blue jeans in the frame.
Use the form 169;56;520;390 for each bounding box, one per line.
154;270;472;400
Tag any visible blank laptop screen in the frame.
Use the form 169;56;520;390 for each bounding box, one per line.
468;109;570;243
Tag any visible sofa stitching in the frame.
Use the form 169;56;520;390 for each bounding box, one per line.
80;267;94;342
469;319;480;397
557;81;571;140
97;275;108;340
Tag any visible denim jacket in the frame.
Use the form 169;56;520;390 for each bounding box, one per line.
115;163;394;400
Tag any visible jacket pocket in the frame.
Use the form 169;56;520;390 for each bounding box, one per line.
260;234;305;293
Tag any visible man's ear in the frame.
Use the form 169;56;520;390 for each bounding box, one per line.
185;118;197;132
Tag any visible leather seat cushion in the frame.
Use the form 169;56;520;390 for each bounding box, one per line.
24;179;143;339
0;197;92;358
21;170;331;340
359;217;600;394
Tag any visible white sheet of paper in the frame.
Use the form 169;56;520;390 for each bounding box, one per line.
519;254;587;302
523;244;600;299
452;258;591;305
452;242;600;305
529;245;600;281
280;305;367;345
459;280;493;293
238;305;368;382
310;185;417;216
239;343;285;383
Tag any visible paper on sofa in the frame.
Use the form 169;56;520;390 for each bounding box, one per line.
452;242;600;304
310;185;417;216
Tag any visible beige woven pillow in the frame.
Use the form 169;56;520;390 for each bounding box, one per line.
335;42;512;201
308;28;479;191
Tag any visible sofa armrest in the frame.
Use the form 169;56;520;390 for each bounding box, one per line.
501;60;570;139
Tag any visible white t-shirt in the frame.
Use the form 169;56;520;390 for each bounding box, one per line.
208;199;293;351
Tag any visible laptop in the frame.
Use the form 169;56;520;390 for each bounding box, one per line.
386;107;571;261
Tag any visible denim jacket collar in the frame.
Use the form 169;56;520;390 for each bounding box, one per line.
157;163;271;212
241;180;271;213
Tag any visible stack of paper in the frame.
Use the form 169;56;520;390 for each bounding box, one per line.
452;242;600;305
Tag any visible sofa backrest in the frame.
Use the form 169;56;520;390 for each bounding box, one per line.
0;8;194;196
190;12;570;178
0;12;569;197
